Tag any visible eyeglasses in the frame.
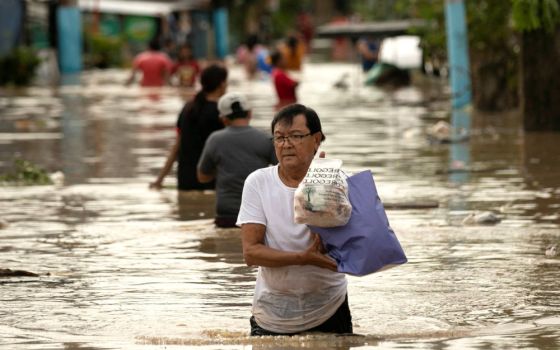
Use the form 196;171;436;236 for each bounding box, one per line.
272;133;312;145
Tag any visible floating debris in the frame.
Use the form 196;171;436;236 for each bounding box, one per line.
462;211;501;225
333;72;350;90
0;268;39;277
545;244;557;257
49;171;65;186
426;120;469;143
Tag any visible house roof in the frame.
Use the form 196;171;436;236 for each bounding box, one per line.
316;19;427;39
78;0;210;16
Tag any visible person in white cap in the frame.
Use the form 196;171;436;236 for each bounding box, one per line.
197;92;277;228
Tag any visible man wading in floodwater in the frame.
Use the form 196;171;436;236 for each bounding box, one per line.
196;92;277;228
236;104;352;336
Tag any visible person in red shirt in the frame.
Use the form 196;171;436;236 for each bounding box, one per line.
126;39;173;87
270;51;299;110
171;44;200;88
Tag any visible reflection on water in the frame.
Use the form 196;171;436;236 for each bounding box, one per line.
177;190;216;221
1;64;559;349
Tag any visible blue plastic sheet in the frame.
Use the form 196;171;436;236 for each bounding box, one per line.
310;170;407;276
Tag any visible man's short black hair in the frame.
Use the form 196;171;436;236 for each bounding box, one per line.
148;38;161;51
226;101;249;120
270;51;283;67
271;104;325;142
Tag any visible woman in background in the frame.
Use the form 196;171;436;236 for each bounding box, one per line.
150;64;228;191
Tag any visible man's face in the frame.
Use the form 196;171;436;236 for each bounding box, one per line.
273;114;321;170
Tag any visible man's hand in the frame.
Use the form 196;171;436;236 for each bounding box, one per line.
149;181;163;190
304;233;337;271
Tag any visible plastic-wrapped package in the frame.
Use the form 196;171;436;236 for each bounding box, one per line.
294;158;352;227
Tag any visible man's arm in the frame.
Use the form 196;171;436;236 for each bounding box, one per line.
285;72;299;88
163;60;172;86
357;40;378;60
125;68;138;86
126;55;142;86
197;136;216;183
149;133;180;189
197;169;214;183
241;223;337;271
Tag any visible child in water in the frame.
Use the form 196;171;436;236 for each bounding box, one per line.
171;44;200;88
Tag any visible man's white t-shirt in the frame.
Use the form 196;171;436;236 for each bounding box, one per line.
236;165;348;333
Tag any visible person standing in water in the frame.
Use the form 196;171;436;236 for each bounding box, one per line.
356;36;379;72
150;64;228;191
270;51;299;110
126;38;173;87
278;34;305;71
237;104;352;336
171;44;201;88
197;92;277;228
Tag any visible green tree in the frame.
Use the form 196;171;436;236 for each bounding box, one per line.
512;0;560;32
227;0;313;49
395;0;518;111
84;32;125;68
352;0;405;21
392;0;560;129
0;47;41;86
512;0;560;130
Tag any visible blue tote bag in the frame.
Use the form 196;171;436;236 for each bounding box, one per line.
309;170;407;276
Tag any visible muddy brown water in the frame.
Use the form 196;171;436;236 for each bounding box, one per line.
1;64;559;349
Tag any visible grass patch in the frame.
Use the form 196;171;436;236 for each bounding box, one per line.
0;159;53;186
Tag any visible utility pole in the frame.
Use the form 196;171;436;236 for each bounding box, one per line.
57;0;82;73
213;8;228;59
444;0;471;109
212;0;228;59
444;0;471;186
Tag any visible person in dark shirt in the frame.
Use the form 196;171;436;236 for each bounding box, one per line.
150;64;228;191
357;36;379;72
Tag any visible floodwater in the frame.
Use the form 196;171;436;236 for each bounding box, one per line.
1;63;559;350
